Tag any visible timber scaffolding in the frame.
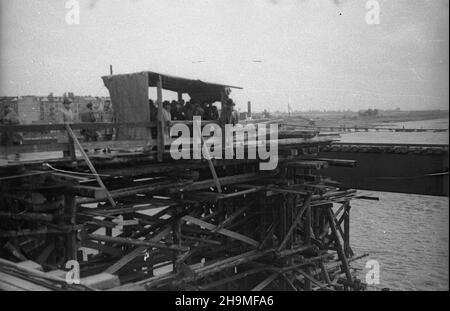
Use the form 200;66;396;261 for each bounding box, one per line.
0;72;368;291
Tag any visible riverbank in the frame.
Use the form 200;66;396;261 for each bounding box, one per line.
285;110;449;128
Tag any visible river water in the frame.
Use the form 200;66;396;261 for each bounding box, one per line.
338;118;449;291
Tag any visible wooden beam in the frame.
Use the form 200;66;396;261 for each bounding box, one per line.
84;233;188;252
0;122;156;133
65;124;116;208
277;193;312;251
344;203;351;258
157;75;164;162
326;207;353;284
104;227;171;274
251;273;279;291
182;215;259;247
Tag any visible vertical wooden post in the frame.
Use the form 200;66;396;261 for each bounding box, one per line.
66;133;76;161
109;65;113;75
344;202;351;258
220;88;226;158
177;91;183;103
279;195;287;248
172;206;182;273
64;194;77;261
313;205;320;238
286;194;294;247
157;75;164;162
304;197;312;291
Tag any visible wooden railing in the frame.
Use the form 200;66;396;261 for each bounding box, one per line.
0;122;157;161
0;120;226;163
0;119;280;164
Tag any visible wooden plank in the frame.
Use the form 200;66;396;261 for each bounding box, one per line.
83;139;155;151
0;272;52;291
85;233;189;252
182;215;259;247
80;240;123;257
104;227;171;274
0;121;156;132
181;173;271;192
1;143;69;154
212;203;252;233
251;273;279;291
80;273;120;290
71;186;107;199
285;161;329;170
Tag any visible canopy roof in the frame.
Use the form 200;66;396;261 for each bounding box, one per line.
103;71;242;94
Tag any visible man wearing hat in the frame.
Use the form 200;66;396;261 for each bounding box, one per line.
59;98;75;124
57;98;75;157
80;102;98;142
220;98;238;126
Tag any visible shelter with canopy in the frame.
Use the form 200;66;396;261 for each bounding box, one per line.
102;71;242;161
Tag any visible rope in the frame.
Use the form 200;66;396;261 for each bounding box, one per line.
43;163;111;178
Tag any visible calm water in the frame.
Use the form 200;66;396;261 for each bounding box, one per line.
339;118;449;145
339;118;449;291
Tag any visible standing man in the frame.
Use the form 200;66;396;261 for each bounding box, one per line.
48;106;58;124
58;98;75;158
220;98;238;125
59;98;75;124
80;102;98;142
101;100;114;141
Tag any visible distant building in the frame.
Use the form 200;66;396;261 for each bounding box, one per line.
18;96;40;124
0;97;19;119
8;94;110;124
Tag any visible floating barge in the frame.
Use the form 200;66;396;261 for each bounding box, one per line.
0;72;368;291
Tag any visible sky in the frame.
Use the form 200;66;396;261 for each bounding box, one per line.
0;0;448;112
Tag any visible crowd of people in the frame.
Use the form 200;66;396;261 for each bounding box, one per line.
151;98;239;125
1;96;240;146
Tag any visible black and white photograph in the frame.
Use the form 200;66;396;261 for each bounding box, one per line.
0;0;448;295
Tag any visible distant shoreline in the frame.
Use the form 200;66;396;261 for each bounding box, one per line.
287;110;449;128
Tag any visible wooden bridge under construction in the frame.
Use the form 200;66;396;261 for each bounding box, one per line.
0;71;448;291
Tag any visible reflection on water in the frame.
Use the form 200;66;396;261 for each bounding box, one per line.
338;118;449;291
